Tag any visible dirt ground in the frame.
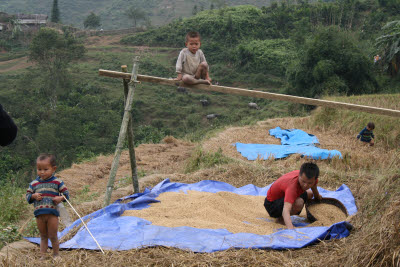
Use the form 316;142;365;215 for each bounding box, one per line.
84;34;126;47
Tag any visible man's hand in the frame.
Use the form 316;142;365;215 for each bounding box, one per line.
314;194;323;201
52;196;64;205
174;73;182;81
32;193;42;201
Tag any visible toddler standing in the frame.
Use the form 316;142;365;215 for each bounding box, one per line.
26;153;69;259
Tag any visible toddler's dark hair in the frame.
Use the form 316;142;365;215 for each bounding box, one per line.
37;153;57;166
300;162;319;179
367;122;375;130
185;31;201;43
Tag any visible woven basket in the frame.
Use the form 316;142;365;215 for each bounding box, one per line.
305;197;348;223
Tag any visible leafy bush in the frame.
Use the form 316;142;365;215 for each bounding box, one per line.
235;39;294;76
286;27;378;97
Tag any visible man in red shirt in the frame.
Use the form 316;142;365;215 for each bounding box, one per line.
264;162;322;229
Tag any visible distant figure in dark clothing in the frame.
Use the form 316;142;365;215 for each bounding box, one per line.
0;104;17;146
357;122;375;146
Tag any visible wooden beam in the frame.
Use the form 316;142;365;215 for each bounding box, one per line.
99;69;400;118
103;59;139;207
121;65;139;194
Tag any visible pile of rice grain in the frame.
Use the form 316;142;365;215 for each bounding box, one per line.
307;203;347;226
123;190;282;235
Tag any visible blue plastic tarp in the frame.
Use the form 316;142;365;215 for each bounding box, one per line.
235;127;342;160
269;127;319;146
25;179;357;253
235;143;343;160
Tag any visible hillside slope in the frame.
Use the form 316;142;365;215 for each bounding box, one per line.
2;109;400;265
0;0;271;30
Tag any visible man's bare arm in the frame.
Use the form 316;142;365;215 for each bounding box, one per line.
282;202;295;229
311;185;322;200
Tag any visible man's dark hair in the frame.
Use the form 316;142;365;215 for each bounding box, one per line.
367;122;375;130
37;153;57;166
299;162;319;179
185;31;201;43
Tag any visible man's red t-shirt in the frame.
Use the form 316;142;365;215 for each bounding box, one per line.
266;170;318;204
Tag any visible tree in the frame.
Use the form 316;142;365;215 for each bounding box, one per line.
375;20;400;77
50;0;60;23
84;12;101;29
29;28;86;108
125;6;146;28
286;27;377;97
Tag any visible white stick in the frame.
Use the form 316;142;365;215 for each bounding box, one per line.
61;194;105;254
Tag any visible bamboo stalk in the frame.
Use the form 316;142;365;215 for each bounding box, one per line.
121;65;139;193
103;58;139;207
98;69;400;118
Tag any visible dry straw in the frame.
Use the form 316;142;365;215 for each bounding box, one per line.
5;115;400;266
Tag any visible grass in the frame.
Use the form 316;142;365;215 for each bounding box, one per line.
0;181;28;249
311;93;400;148
184;147;232;173
0;50;27;62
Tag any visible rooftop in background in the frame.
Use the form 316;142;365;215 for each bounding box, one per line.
15;13;48;24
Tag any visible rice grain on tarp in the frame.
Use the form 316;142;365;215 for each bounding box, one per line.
307;203;347;226
123;190;283;235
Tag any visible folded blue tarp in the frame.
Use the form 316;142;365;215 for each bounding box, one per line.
25;179;356;253
236;127;342;160
269;127;319;146
235;143;342;160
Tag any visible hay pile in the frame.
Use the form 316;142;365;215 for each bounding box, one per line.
123;190;281;235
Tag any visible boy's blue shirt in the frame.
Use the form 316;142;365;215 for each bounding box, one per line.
357;127;374;142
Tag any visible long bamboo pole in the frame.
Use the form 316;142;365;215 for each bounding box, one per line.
62;194;105;254
98;69;400;118
121;65;139;193
103;58;139;207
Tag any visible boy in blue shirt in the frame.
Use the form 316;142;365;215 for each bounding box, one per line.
357;122;375;146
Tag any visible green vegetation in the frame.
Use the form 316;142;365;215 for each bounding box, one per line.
0;181;27;248
287;27;377;97
0;0;268;30
122;4;400;95
125;6;148;28
84;12;101;29
185;147;232;173
50;0;60;23
375;20;400;76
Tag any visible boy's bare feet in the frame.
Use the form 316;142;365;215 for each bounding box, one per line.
200;79;212;85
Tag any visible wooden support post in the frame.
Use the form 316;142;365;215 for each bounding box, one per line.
121;65;139;194
98;69;400;118
103;57;140;207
